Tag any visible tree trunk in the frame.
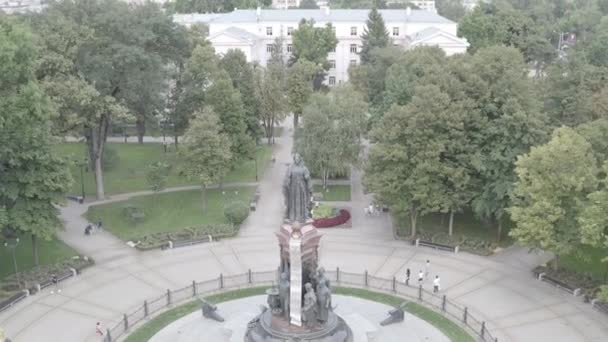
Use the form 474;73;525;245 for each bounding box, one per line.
174;134;179;150
322;167;328;190
31;234;39;266
448;210;454;236
88;114;109;200
136;115;145;144
293;113;299;128
410;207;418;238
552;255;559;271
201;185;207;213
94;153;105;200
496;219;503;242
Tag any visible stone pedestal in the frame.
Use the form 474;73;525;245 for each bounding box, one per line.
289;236;303;326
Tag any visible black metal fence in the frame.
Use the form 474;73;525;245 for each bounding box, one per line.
103;269;498;342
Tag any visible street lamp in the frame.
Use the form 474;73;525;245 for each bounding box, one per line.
4;238;20;288
78;157;86;202
254;157;258;182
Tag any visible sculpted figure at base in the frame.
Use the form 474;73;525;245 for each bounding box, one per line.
283;153;313;223
278;272;290;318
302;283;317;328
316;278;331;323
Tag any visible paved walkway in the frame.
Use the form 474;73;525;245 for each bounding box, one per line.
1;120;607;342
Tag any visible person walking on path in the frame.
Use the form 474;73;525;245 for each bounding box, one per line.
97;219;103;232
425;260;430;279
404;268;411;286
50;274;61;294
95;322;104;336
433;275;441;293
418;270;424;286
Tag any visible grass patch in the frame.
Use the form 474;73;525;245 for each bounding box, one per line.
334;287;474;342
313;184;351;201
123;287;267;342
561;245;608;283
0;237;77;278
55;143;272;196
85;187;255;241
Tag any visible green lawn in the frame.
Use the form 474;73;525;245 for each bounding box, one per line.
55;143;272;196
124;286;474;342
313;184;351;201
85;187;255;241
0;237;77;278
395;209;512;245
561;245;608;283
334;287;474;342
124;287;268;342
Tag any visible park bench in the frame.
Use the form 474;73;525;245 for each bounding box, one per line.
536;272;581;296
0;291;28;314
414;238;459;253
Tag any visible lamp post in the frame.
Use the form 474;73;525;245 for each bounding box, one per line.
78;157;86;201
254;157;258;182
4;238;20;288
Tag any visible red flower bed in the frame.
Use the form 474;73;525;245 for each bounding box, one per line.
313;209;351;228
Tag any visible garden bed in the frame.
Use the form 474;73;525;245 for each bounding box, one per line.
133;224;237;250
313;209;351;228
411;231;498;256
533;265;603;298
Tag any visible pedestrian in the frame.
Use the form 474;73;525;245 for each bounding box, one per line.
433;275;441;293
425;260;430;278
95;322;104;336
97;219;103;231
163;140;168;153
418;270;424;286
50;274;61;294
84;224;92;236
405;268;411;286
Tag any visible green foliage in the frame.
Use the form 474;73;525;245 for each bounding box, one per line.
359;7;390;64
436;0;466;21
598;285;608;302
255;61;287;143
0;18;72;262
223;201;249;225
509;127;599;266
102;146;121;172
290;19;338;72
312;204;335;219
299;0;319;9
579;161;608;250
146;161;171;193
287;60;322;119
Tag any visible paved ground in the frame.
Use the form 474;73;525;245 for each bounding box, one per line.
149;295;450;342
2;120;608;342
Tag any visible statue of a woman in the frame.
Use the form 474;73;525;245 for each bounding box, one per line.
283;153;313;223
316;279;331;323
302;282;317;328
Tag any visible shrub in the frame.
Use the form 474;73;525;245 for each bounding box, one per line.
224;201;250;225
313;209;350;228
102;146;120;171
122;204;145;223
597;285;608;302
313;204;334;219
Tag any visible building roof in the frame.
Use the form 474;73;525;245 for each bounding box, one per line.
410;26;469;47
209;26;259;43
174;9;454;25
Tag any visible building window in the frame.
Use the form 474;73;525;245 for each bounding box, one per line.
350;26;357;36
329;76;336;86
287;27;294;36
349;59;357;66
266;27;273;36
350;44;357;53
393;27;399;36
329;60;336;68
287;44;293;53
266;44;274;53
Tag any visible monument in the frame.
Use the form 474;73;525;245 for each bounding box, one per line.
244;153;353;342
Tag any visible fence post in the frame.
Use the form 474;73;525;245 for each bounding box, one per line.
336;267;340;283
192;280;197;297
442;295;446;312
123;313;129;331
144;300;149;317
418;285;423;300
481;321;486;338
463;307;468;324
364;270;368;287
167;289;172;306
392;276;396;292
248;269;252;284
219;273;224;289
106;328;112;342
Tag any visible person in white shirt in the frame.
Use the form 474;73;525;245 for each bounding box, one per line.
418;270;424;285
425;260;430;278
433;275;441;293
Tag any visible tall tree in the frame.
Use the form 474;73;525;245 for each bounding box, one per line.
579;161;608;254
287;60;322;131
255;64;287;144
180;108;232;212
297;86;368;189
509;127;598;270
359;7;390;64
0;19;72;265
436;0;466;21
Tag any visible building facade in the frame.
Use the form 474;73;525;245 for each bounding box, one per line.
174;8;469;85
410;0;437;13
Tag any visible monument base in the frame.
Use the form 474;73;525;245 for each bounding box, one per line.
245;310;353;342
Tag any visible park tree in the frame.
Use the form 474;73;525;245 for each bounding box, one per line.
0;19;72;265
290;19;338;91
436;0;466;21
509;127;598;270
579;161;608;253
297;86;368;189
255;63;287;144
576;119;608;164
146;161;171;194
180;108;232;212
219;49;262;142
359;7;390;64
299;0;319;9
287;60;322;130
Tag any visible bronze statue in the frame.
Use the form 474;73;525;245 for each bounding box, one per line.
302;282;317;328
316;278;331;323
315;267;330;295
283;153;313;223
278;272;290;318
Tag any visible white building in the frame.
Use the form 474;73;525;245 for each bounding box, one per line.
410;0;436;13
271;0;301;9
174;8;469;85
